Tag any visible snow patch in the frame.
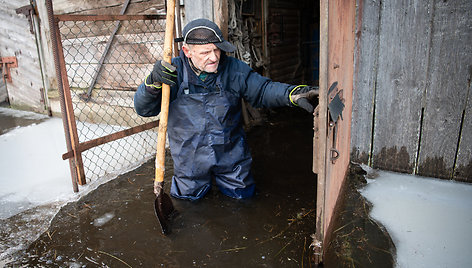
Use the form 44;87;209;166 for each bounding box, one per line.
360;170;472;268
0;108;156;262
0;107;49;120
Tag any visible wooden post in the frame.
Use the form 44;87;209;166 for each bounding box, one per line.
55;23;86;186
155;0;176;185
213;0;228;40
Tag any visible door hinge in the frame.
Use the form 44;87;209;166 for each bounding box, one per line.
15;4;36;34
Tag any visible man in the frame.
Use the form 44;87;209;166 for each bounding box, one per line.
134;18;317;201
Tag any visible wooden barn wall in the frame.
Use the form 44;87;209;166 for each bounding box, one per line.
36;0;164;93
0;0;45;112
46;0;165;89
350;0;380;164
58;20;163;91
417;0;472;180
267;1;302;84
351;0;472;182
0;52;7;102
0;0;163;114
50;0;164;15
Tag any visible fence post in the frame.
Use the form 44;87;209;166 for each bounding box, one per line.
45;0;79;191
46;0;86;189
55;22;86;185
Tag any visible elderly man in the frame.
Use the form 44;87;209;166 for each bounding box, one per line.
134;18;317;201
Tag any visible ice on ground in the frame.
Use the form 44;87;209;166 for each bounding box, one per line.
0;114;156;219
0;118;72;217
360;169;472;268
93;212;115;227
0;108;156;261
0;107;49;120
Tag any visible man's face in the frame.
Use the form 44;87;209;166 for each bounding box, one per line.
183;43;221;73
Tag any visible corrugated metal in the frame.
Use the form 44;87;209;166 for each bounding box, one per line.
0;0;44;112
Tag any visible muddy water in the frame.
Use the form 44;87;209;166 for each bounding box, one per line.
0;111;47;135
323;165;395;268
9;108;317;267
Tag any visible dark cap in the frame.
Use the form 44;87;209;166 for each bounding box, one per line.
175;18;236;53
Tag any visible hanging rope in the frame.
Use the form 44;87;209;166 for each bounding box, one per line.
228;0;265;69
228;0;264;128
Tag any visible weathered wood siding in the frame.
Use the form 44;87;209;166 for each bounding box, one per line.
0;51;7;102
352;0;472;181
0;0;164;114
0;0;45;112
350;0;380;164
268;1;302;84
51;0;164;15
373;0;431;173
0;75;7;103
59;20;164;91
455;81;472;181
51;0;165;94
417;0;472;180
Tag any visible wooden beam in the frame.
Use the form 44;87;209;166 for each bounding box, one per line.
313;0;329;264
213;0;228;40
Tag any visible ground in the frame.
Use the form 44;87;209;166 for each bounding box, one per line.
5;108;319;267
1;107;396;267
323;164;395;267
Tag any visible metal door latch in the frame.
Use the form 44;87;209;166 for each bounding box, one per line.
0;57;18;83
327;81;345;164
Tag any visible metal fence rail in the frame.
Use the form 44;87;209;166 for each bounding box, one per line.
50;12;166;191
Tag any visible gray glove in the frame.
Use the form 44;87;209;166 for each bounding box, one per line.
289;86;319;113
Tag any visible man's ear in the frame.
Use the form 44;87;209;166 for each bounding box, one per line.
182;45;192;58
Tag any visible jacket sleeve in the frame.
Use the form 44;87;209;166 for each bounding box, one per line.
134;58;181;117
232;59;294;108
134;82;162;117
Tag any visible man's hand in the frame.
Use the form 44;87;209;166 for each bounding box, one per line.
145;60;177;94
289;86;319;113
154;181;165;197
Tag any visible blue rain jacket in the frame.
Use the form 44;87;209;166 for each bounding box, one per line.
134;51;294;200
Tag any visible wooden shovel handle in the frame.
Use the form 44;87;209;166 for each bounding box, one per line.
155;0;176;183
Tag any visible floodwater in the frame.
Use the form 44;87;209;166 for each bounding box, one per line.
6;108;318;267
0;109;47;135
323;165;395;268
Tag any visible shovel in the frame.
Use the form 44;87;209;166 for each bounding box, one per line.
154;0;176;235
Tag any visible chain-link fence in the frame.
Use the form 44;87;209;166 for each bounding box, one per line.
55;15;166;188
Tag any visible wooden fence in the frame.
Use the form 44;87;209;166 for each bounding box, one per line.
351;0;472;182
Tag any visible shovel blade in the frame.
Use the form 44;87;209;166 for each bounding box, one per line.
154;192;175;235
